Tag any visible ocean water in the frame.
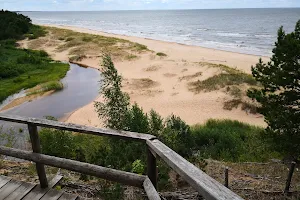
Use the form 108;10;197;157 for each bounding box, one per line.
21;9;300;56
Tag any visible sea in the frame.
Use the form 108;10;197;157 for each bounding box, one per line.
21;8;300;56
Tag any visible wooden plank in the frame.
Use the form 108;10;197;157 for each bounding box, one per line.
40;189;63;200
58;193;78;200
143;178;161;200
147;148;157;188
0;180;22;200
22;175;63;200
0;114;156;141
4;182;36;200
28;124;48;188
0;146;146;188
147;139;243;200
0;176;11;189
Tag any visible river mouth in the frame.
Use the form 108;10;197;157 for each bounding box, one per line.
0;63;101;148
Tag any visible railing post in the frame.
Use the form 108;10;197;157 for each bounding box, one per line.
224;167;229;188
284;161;296;194
28;123;48;188
147;147;157;189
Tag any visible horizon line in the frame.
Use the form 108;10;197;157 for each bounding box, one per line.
13;7;300;12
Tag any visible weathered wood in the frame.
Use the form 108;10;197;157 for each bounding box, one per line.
40;189;63;200
224;167;229;188
0;176;11;189
0;114;156;141
58;193;78;200
28;123;48;188
284;161;296;193
0;180;22;200
147;139;243;200
4;182;36;200
143;178;161;200
22;175;63;200
147;148;157;188
0;146;146;188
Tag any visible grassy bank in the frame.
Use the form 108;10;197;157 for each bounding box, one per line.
0;40;69;103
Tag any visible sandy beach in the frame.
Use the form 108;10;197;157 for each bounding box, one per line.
18;24;269;127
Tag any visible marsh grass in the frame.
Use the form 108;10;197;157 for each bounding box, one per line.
188;62;257;93
27;81;63;96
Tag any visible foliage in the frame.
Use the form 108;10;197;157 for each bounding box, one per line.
39;128;77;159
0;10;46;40
247;20;300;160
161;115;194;157
131;160;145;175
0;12;68;103
94;54;130;130
191;119;279;162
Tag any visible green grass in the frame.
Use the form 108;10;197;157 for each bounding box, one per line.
0;41;69;103
191;119;279;162
189;63;257;93
27;81;64;96
156;52;167;57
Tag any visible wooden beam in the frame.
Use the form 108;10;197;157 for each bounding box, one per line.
147;139;243;200
0;114;155;141
28;123;48;188
147;148;157;188
0;146;146;188
143;178;161;200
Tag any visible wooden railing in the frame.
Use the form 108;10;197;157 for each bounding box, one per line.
0;114;243;200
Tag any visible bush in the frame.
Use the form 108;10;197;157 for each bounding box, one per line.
191;119;279;162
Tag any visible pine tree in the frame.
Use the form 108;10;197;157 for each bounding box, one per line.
247;20;300;160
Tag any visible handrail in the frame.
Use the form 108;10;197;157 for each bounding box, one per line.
0;114;156;141
0;114;243;200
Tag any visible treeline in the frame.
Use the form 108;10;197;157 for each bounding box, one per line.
0;10;45;40
0;10;68;103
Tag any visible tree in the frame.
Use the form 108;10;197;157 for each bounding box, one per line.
94;54;130;130
247;20;300;160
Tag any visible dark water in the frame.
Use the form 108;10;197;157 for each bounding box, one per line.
0;64;101;148
22;8;300;56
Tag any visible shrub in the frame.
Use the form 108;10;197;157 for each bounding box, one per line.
191;119;278;162
156;52;167;57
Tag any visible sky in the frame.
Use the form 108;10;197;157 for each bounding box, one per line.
1;0;300;11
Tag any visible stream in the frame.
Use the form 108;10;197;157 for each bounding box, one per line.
0;63;101;148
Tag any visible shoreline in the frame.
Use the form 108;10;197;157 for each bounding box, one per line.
38;23;270;65
18;24;267;127
38;23;271;58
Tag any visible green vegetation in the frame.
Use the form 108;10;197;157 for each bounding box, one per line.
189;63;257;93
191;119;278;162
248;20;300;161
156;52;167;57
27;81;64;95
0;10;45;40
0;11;69;103
35;26;149;62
